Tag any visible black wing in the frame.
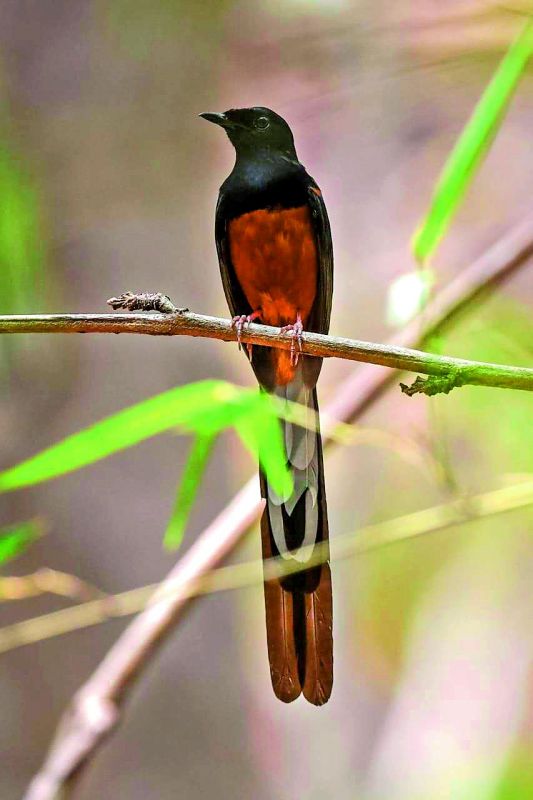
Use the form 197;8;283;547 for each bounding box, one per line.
305;180;333;337
298;179;333;388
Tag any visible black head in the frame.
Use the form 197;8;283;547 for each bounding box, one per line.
200;107;298;160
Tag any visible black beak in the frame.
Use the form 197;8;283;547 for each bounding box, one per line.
199;112;232;128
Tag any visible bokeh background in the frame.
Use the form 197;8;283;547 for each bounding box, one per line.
1;1;532;798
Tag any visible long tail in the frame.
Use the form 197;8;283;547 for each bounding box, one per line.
259;377;333;705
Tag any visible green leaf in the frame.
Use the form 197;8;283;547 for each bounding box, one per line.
412;19;533;264
0;380;235;492
234;396;292;499
0;520;41;565
0;380;293;548
164;434;216;550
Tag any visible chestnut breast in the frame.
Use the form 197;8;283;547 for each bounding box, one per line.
228;205;318;328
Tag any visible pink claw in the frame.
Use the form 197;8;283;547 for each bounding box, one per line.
231;311;261;352
280;313;304;366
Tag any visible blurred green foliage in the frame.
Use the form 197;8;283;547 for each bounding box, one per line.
0;138;45;315
441;299;533;483
358;299;533;679
101;0;230;59
0;88;48;377
495;746;533;800
0;520;41;566
413;18;533;264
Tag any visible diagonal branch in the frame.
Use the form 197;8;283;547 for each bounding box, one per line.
21;213;533;800
1;477;532;655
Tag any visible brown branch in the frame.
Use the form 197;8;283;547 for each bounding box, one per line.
1;308;532;393
21;213;533;800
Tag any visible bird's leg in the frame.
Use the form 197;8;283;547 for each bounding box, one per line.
231;310;262;352
280;312;304;366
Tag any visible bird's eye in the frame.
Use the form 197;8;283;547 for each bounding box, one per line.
255;116;270;130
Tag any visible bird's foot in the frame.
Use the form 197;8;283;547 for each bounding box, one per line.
280;314;304;366
232;311;261;352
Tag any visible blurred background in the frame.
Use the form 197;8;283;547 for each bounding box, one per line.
1;1;532;798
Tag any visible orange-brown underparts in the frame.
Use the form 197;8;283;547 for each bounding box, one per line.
228;205;318;384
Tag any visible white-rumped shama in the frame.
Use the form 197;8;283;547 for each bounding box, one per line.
201;107;333;705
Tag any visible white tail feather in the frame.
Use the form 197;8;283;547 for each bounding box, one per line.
268;370;320;563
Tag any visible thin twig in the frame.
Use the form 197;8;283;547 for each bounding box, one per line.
1;478;532;655
21;213;533;800
1;310;532;392
0;569;106;602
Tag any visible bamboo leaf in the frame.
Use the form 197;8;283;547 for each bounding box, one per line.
235;398;292;499
0;381;234;492
0;520;42;566
164;434;216;550
413;19;533;264
0;380;294;548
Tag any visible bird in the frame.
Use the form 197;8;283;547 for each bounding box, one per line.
201;107;333;705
